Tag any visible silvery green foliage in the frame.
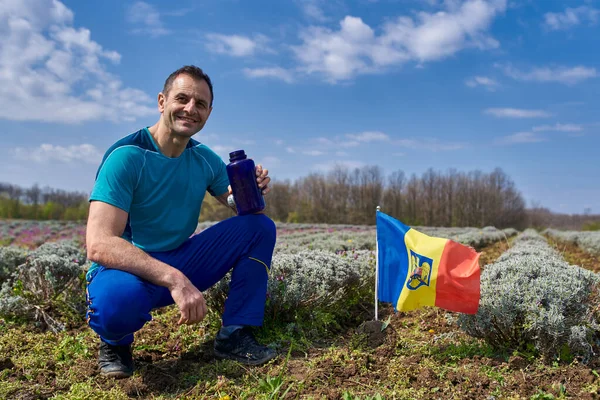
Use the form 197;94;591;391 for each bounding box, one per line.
544;229;600;255
0;241;88;332
274;224;513;254
458;229;600;361
503;228;519;237
0;246;29;284
206;250;375;324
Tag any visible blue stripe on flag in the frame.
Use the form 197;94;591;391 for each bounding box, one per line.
376;211;410;304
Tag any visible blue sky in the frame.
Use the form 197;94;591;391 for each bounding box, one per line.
1;0;599;214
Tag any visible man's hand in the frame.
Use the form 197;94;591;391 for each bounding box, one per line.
255;164;271;196
168;274;207;325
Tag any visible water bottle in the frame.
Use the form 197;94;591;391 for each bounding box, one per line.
226;149;265;215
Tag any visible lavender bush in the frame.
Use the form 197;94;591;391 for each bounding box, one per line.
544;228;600;255
0;240;89;332
0;246;29;285
458;229;600;361
206;250;376;333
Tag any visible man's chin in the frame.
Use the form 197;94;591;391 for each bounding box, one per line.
174;124;202;137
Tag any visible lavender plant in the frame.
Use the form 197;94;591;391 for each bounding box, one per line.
544;229;600;255
0;246;29;285
206;250;375;334
458;229;600;361
0;240;89;332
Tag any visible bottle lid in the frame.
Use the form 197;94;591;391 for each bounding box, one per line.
229;149;247;162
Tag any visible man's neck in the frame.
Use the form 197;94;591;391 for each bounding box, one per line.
147;121;189;158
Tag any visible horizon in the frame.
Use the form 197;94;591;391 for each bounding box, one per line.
1;0;599;215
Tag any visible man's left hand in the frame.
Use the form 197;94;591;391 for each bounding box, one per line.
255;164;271;196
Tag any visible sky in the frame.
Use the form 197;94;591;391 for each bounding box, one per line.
0;0;599;215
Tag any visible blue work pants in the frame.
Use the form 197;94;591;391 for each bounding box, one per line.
85;214;276;346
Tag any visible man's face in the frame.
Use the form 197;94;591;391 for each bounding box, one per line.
158;74;213;138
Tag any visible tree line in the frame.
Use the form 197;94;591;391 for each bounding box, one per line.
257;165;527;229
0;183;88;220
1;166;598;230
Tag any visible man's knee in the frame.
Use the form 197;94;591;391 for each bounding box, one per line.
242;213;276;242
87;272;151;338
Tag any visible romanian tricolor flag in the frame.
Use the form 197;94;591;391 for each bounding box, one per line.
376;211;481;314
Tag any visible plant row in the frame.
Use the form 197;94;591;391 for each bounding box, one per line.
544;228;600;255
458;229;600;361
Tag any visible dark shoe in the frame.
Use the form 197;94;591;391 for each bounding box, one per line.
214;327;277;365
98;340;134;378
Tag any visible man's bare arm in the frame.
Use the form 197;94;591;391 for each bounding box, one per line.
215;191;237;214
86;201;207;324
86;201;183;288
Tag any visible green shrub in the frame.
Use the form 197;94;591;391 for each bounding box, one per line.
458;230;600;361
206;250;375;338
0;241;88;332
0;246;29;285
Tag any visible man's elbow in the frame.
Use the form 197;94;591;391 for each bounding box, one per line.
86;238;106;264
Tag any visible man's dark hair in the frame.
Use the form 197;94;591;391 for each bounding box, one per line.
162;65;214;107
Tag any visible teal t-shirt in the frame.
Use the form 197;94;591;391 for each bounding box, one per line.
86;127;229;280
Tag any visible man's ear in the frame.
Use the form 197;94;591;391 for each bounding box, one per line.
157;92;165;113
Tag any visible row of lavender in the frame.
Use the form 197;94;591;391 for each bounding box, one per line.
199;220;518;254
544;228;600;255
0;219;516;253
458;229;599;360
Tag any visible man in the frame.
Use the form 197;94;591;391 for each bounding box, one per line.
85;65;277;379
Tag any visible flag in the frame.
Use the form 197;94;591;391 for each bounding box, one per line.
376;211;480;314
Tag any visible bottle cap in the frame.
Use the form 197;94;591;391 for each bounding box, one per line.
229;150;246;162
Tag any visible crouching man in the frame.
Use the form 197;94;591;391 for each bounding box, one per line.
85;65;276;378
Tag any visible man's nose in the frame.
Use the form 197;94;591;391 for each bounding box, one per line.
183;99;196;113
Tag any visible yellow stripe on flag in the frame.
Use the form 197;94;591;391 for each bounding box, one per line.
396;229;448;311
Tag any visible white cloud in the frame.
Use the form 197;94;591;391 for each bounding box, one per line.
495;132;545;145
243;67;295;83
543;6;599;31
346;131;389;142
260;156;281;166
126;1;170;37
0;0;155;124
315;137;335;145
275;139;284;145
499;64;597;85
532;123;583;132
291;0;507;82
484;108;551;118
465;75;498;90
286;147;296;153
211;145;230;153
298;0;328;22
303;150;326;156
312;160;366;172
393;138;465;151
14;143;103;163
205;33;272;57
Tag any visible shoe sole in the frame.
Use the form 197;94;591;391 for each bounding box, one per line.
214;349;277;366
100;369;133;379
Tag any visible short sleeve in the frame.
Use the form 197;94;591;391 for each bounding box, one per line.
207;156;230;197
89;147;143;213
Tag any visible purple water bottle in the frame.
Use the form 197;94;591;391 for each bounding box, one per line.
226;150;265;215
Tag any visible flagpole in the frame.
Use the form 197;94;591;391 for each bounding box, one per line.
375;205;380;321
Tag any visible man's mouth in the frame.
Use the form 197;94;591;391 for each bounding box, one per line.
177;116;197;123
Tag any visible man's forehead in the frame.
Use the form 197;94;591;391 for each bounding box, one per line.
170;75;210;95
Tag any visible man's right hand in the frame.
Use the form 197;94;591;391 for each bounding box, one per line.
168;274;207;325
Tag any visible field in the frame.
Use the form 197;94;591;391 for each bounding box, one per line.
1;219;600;400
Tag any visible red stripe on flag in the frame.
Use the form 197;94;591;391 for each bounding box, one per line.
435;240;481;314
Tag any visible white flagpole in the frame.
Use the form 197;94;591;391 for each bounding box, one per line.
375;205;380;321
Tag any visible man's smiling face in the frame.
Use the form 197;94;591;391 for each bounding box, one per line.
158;73;213;138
